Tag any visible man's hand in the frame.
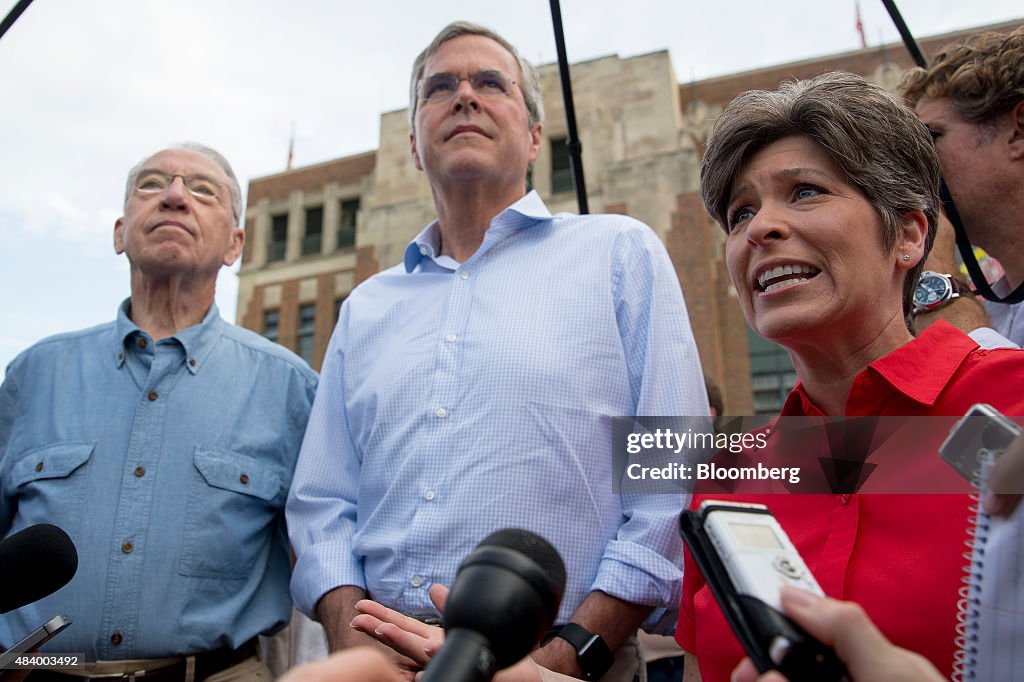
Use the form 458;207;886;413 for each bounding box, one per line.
730;586;944;682
350;585;447;667
984;433;1024;517
352;585;563;682
317;586;423;681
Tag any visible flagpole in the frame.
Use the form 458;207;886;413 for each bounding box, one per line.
287;121;295;171
855;1;867;48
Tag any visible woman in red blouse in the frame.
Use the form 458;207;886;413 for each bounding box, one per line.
677;71;1024;682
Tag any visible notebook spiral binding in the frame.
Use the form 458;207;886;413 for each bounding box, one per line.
951;449;995;682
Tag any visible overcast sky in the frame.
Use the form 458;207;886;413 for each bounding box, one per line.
1;0;1021;375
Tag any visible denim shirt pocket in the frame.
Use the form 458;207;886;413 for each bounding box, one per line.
8;441;95;535
178;446;284;579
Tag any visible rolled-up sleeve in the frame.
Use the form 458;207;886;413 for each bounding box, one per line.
287;305;365;617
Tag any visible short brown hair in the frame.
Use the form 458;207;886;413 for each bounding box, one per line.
901;26;1024;129
700;71;940;317
408;21;544;130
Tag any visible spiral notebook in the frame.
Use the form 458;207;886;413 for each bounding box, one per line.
954;462;1024;681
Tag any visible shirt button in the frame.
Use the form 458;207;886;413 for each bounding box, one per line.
424;490;436;501
134;466;145;478
240;474;250;485
147;391;158;401
445;334;457;343
110;632;123;646
410;576;424;588
121;541;133;554
189;358;197;367
435;407;447;418
419;245;428;255
459;271;469;280
840;494;850;505
35;461;44;472
137;338;148;348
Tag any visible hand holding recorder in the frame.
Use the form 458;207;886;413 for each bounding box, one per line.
679;500;848;681
939;403;1024;517
729;587;945;682
983;432;1024;517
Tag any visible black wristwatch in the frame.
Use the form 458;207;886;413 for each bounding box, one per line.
912;270;970;315
555;623;614;680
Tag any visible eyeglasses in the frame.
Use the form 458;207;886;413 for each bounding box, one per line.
418;69;517;105
133;170;226;203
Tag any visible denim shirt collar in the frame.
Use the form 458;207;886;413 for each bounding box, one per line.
112;298;224;375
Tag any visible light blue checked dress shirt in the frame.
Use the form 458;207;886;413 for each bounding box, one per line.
0;301;317;659
287;191;708;632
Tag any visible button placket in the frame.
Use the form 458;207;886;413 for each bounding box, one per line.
102;340;181;658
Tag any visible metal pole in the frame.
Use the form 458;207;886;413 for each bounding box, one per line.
548;0;588;214
879;0;926;67
0;0;35;43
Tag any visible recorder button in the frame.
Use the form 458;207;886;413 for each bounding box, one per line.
769;636;792;665
773;555;803;580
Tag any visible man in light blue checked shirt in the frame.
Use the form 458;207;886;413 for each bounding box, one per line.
286;21;708;682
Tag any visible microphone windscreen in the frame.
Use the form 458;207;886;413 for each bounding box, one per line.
0;524;78;613
443;528;566;668
477;527;566;603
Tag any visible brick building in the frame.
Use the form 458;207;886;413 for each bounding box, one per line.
237;18;1023;415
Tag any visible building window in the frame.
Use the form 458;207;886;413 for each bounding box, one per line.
263;309;280;344
268;214;288;262
550;136;573;194
297;304;316;364
747;327;797;415
303;206;323;256
338;198;359;250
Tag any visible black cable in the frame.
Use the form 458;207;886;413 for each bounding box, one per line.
880;0;927;67
0;0;35;44
881;0;1024;303
548;0;588;214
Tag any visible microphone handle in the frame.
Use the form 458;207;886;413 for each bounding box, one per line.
420;628;497;682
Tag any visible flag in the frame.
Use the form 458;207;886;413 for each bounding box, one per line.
855;1;866;48
286;122;295;170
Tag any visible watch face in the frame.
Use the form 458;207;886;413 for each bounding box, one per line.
914;273;951;309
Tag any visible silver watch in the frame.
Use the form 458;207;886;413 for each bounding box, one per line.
912;270;964;314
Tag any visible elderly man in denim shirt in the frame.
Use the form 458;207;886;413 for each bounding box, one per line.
0;143;317;681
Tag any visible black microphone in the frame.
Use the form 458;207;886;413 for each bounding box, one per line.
421;528;567;682
0;524;78;613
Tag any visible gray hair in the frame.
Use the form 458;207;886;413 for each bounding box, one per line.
124;142;243;225
408;21;544;130
700;71;940;317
